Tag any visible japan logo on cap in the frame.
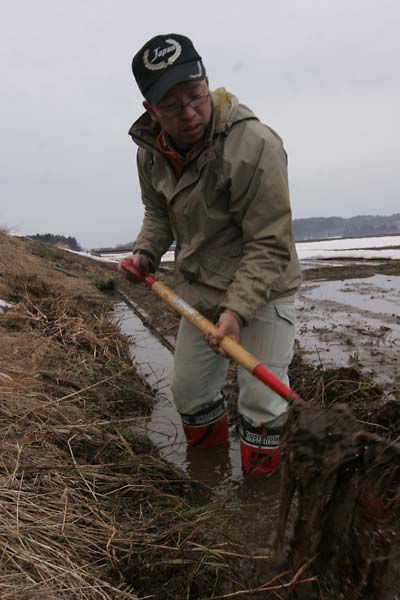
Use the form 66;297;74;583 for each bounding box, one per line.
143;38;182;71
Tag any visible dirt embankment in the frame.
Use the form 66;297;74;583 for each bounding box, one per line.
2;232;275;600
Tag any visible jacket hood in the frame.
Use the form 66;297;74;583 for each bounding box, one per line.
128;87;258;148
211;87;258;134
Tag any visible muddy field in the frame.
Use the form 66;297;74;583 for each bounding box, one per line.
2;232;400;599
126;259;400;397
118;255;400;599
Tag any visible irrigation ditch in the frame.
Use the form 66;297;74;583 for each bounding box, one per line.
1;229;400;598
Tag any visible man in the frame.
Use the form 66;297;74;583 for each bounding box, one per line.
121;33;302;476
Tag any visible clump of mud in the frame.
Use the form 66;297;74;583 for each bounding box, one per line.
275;400;400;600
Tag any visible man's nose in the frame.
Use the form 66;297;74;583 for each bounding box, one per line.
180;102;196;118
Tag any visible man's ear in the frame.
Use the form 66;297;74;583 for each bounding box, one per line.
143;100;159;124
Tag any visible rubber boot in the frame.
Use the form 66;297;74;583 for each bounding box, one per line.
180;398;229;448
239;417;281;477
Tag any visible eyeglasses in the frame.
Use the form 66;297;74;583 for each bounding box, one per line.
155;93;210;119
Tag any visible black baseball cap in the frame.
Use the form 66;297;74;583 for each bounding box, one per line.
132;34;206;104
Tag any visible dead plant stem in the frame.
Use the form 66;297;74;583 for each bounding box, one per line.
67;435;98;502
204;556;317;599
57;366;135;403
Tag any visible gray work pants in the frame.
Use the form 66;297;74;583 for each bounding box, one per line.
171;295;296;427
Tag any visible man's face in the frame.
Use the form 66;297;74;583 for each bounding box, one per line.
144;79;212;151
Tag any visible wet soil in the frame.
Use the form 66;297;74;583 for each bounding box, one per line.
297;273;400;391
301;258;400;281
114;257;400;599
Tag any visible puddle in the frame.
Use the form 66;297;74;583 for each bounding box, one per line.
114;301;245;491
296;274;400;388
114;300;284;558
300;259;382;270
112;299;323;556
302;274;400;316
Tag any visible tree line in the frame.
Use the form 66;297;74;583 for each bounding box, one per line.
293;213;400;241
28;233;82;251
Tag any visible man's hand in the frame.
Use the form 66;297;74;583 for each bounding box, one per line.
204;311;240;358
118;253;150;283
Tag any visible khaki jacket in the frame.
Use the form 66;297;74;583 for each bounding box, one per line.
128;88;302;324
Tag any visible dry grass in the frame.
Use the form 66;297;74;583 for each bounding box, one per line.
0;232;241;599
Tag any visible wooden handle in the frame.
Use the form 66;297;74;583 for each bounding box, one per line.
152;280;260;372
120;258;301;404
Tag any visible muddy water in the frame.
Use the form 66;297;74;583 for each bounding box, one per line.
303;274;400;315
114;300;281;556
296;274;400;389
115;301;244;489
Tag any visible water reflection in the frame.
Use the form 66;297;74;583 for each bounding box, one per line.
185;441;232;488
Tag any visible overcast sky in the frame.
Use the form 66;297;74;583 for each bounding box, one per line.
1;0;399;248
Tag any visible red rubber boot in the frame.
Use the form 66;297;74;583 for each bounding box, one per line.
180;399;229;448
239;417;281;477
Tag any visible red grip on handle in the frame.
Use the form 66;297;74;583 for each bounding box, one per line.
253;364;300;403
120;258;145;282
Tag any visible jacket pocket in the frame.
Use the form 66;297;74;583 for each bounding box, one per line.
197;254;240;291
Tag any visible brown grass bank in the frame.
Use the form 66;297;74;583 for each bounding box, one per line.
0;232;260;599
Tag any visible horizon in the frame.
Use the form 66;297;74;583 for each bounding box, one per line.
2;1;399;248
20;211;400;251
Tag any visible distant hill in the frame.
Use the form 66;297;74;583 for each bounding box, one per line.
92;213;400;252
292;213;400;241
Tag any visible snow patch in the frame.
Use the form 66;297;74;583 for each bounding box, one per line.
74;235;400;265
297;235;400;251
297;249;400;261
0;299;13;310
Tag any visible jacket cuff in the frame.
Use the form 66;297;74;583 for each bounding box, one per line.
216;307;246;327
132;249;156;273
